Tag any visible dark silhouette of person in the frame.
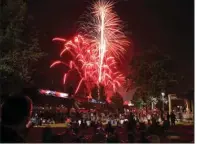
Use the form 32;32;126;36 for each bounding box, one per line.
105;121;114;134
179;112;183;122
68;84;74;97
139;122;146;132
127;113;136;134
42;127;53;142
171;112;176;126
138;131;150;143
0;95;33;143
107;133;119;143
128;131;135;143
167;113;171;125
163;119;170;131
161;110;164;121
51;134;63;143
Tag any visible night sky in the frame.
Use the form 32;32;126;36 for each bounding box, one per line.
29;0;194;94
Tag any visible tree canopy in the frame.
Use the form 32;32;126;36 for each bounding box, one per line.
110;92;124;110
0;0;45;95
91;84;107;102
127;47;177;104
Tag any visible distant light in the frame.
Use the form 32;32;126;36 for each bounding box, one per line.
39;89;68;98
57;92;68;98
161;92;165;96
128;101;134;106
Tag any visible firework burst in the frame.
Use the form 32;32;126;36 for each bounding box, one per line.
80;0;129;83
50;0;129;97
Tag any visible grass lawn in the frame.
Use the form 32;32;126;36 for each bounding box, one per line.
35;123;67;128
176;121;194;125
34;121;193;128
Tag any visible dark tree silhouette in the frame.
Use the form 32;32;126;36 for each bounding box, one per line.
110;92;124;111
127;47;177;103
67;84;74;97
91;84;106;102
0;0;45;96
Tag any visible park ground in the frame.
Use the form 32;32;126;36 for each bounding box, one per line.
27;122;194;143
161;123;194;143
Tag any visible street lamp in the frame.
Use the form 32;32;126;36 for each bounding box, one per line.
161;92;165;111
161;92;165;97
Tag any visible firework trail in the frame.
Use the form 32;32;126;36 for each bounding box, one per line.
50;0;129;96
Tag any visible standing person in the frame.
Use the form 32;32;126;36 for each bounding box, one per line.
105;121;114;134
0;95;33;143
138;131;149;143
161;110;164;121
151;115;156;125
128;131;135;143
179;112;183;122
42;127;53;142
167;112;171;126
171;112;176;126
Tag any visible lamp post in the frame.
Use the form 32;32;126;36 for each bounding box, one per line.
168;94;172;114
160;92;165;120
161;92;165;111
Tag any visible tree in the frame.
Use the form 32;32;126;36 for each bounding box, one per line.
110;92;124;111
132;88;145;109
0;0;45;95
67;84;74;97
91;85;98;100
91;84;106;102
127;47;177;107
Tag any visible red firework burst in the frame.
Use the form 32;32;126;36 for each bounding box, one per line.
50;0;129;97
51;34;125;95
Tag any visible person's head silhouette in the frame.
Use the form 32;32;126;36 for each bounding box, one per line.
1;94;33;142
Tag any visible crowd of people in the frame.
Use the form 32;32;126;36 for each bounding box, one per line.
0;94;182;143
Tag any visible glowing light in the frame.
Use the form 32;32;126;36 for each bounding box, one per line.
128;101;134;106
39;89;69;98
